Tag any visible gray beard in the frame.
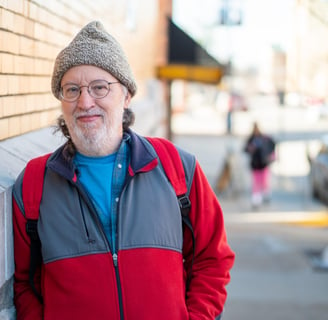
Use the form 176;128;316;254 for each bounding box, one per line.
68;120;115;156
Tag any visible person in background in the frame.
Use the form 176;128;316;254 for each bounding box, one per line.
12;21;235;320
244;122;276;207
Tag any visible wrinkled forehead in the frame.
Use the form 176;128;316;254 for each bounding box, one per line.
61;65;117;85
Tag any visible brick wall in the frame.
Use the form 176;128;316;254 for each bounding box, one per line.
0;1;172;318
0;0;171;140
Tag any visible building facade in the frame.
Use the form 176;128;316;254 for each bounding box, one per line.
286;0;328;101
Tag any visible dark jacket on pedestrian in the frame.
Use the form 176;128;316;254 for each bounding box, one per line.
244;126;275;170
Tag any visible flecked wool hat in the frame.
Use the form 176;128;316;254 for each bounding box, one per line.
51;21;137;99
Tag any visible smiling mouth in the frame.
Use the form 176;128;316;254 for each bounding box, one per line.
76;114;102;123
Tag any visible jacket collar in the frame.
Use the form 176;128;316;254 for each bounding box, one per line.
47;130;159;181
127;130;158;175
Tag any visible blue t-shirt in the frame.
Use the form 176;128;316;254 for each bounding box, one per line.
73;134;130;252
74;152;117;242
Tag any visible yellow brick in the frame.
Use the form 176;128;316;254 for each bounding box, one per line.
17;76;26;95
34;94;46;111
24;18;34;38
19;36;35;56
0;31;4;52
39;110;48;127
27;2;39;20
27;76;49;94
0;117;9;140
46;0;67;14
22;0;30;17
24;94;36;113
13;13;24;34
1;53;14;73
7;75;20;95
30;112;41;130
18;76;36;95
24;57;35;74
0;75;8;95
35;41;54;60
42;112;55;128
1;97;10;117
2;96;21;116
8;115;21;137
34;59;53;75
0;96;3;117
6;0;24;14
0;31;11;52
1;32;20;54
0;1;9;10
15;96;26;114
45;94;60;110
13;55;34;74
44;108;61;127
34;22;45;41
1;8;14;30
20;113;32;133
26;94;57;113
38;7;53;26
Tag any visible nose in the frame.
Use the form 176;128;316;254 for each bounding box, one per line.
76;86;95;110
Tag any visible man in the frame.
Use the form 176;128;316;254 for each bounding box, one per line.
12;21;234;320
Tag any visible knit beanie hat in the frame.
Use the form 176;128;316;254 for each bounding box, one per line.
51;21;137;99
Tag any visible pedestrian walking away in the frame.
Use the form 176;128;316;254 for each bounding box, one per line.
244;121;276;207
12;21;235;320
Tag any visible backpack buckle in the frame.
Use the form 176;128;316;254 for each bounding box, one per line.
26;220;39;241
178;195;191;217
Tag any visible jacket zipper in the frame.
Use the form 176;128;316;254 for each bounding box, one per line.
75;183;108;245
112;253;124;319
77;194;95;243
75;181;125;319
111;176;134;320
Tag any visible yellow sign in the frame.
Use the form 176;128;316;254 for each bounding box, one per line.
156;64;224;84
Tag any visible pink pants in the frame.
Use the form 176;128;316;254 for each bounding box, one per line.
252;167;270;194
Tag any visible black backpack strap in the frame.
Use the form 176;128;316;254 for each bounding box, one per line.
26;220;43;303
146;137;195;292
179;195;195;293
22;153;51;303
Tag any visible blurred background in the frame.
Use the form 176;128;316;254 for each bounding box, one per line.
172;1;328;319
0;0;328;319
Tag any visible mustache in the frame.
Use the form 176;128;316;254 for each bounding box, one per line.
73;109;105;119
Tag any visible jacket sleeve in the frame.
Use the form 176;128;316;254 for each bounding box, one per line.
183;161;235;320
12;197;43;320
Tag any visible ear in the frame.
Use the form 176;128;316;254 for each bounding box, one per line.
123;92;131;109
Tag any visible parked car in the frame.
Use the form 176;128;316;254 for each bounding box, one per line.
309;135;328;204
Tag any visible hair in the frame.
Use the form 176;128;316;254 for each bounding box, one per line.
251;122;261;136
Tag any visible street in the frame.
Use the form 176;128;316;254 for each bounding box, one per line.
172;94;328;320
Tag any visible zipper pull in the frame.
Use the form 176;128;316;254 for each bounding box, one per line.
113;253;118;267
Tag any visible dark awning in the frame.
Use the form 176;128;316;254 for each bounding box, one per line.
157;19;226;84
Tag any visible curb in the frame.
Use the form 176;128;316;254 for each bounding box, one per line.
225;211;328;228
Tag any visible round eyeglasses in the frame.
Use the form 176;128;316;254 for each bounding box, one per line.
60;80;120;102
